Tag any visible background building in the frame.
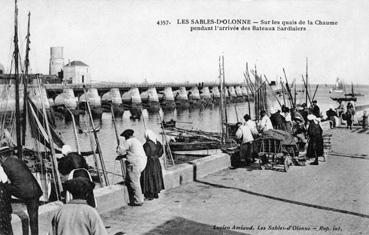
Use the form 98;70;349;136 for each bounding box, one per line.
49;47;64;76
63;60;90;84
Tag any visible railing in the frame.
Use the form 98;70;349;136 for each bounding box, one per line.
44;82;245;90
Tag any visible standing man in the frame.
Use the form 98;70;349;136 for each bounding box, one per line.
116;129;147;206
236;120;254;165
258;110;273;133
0;146;42;235
244;114;258;137
310;100;321;117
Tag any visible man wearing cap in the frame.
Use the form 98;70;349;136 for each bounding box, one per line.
310;100;321;118
116;129;147;206
49;177;108;235
0;146;42;235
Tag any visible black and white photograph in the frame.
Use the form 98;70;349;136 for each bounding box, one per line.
0;0;368;234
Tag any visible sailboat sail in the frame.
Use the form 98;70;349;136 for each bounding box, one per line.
334;78;344;92
27;97;64;150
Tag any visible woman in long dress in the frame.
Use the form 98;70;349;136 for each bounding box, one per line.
140;130;165;200
307;115;324;165
0;164;13;235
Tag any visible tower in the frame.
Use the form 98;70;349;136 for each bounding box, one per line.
49;47;64;75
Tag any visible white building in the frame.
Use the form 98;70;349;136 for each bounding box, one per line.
49;47;64;75
63;60;90;84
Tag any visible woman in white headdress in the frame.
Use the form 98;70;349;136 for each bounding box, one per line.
140;130;165;200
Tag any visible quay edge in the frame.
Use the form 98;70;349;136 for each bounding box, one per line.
10;152;231;235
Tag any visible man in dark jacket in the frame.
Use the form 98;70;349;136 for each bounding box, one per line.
270;108;286;130
0;147;42;235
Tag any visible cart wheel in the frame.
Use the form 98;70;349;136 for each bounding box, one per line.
284;156;289;172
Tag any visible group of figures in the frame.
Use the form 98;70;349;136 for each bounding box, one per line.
0;127;166;235
234;100;328;167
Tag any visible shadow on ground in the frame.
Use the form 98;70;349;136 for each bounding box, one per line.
139;217;248;235
195;180;369;220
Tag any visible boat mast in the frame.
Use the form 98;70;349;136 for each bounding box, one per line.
22;12;31;146
305;57;308;105
218;56;225;144
13;0;22;158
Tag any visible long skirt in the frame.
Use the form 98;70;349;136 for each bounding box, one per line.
140;157;164;199
0;183;13;235
307;136;324;159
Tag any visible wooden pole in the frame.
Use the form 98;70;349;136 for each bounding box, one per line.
305;58;309;105
67;108;80;154
13;0;22;159
37;78;63;198
83;87;109;186
158;113;175;166
312;84;319;101
111;106;126;182
301;75;312;106
22;12;30;146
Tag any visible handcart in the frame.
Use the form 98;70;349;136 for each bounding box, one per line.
254;138;293;172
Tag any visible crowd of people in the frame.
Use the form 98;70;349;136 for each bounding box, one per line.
0;127;166;234
234;100;327;167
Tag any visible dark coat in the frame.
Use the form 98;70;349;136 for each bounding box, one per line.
270;112;286;130
58;152;89;176
140;140;164;197
307;122;324;158
2;156;42;200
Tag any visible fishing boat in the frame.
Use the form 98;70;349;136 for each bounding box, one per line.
330;78;344;93
162;119;176;128
169;138;221;151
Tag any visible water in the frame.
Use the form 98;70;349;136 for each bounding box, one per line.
55;85;369;184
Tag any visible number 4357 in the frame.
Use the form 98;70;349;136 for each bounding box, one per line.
157;20;171;25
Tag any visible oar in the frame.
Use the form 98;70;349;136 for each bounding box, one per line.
157;113;175;167
234;105;239;122
66;108;80;154
111;106;126;183
83;86;109;186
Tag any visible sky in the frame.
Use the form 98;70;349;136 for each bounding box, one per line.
0;0;368;85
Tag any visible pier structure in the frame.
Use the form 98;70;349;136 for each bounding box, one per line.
188;86;202;108
228;86;237;102
79;88;103;118
160;87;176;110
211;86;221;104
200;86;212;106
102;88;124;115
235;85;244;102
44;82;250;115
122;87;143;118
174;87;190;109
141;87;160;113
